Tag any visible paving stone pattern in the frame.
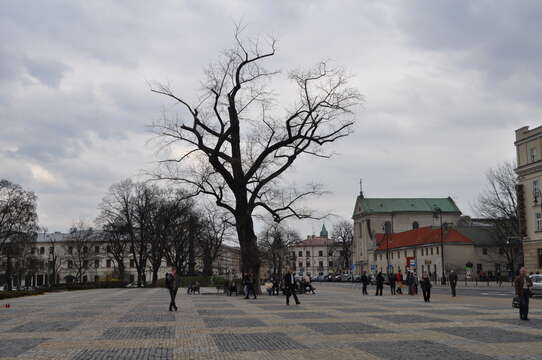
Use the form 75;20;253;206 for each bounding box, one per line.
0;285;541;359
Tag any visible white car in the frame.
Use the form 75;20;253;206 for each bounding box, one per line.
530;274;542;297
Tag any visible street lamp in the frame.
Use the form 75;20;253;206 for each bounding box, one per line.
433;207;446;285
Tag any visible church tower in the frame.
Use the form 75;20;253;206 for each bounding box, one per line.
320;224;328;238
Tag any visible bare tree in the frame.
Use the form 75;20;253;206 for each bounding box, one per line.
0;179;38;290
42;227;63;287
63;221;95;283
332;220;353;272
258;223;300;278
162;197;196;275
100;219;129;282
474;161;522;272
199;205;233;276
151;28;361;282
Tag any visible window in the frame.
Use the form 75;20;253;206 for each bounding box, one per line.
94;259;100;268
384;221;392;234
298;251;302;257
94;275;99;282
436;247;439;255
373;253;377;261
404;251;407;257
106;259;112;268
95;246;100;254
298;262;303;268
530;147;537;162
430;248;433;255
31;247;36;255
306;261;310;268
482;248;488;255
412;221;419;230
391;252;394;259
534;180;540;202
68;247;73;255
83;246;88;253
476;264;482;273
83;260;88;268
538;248;542;267
319;261;324;268
329;261;333;268
39;247;45;255
106;245;111;253
318;250;323;257
68;260;73;269
49;247;54;254
379;254;382;261
536;213;542;231
130;259;135;268
306;251;310;257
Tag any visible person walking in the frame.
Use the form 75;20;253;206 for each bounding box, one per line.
165;267;179;312
449;269;458;297
244;273;257;299
388;271;396;295
395;270;403;295
283;268;300;305
361;271;369;295
375;271;384;296
420;272;432;302
514;267;533;320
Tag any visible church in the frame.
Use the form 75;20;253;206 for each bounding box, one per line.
351;190;462;274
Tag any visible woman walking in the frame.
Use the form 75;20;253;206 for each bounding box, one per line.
420;272;432;303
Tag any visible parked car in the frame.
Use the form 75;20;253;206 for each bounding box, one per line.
530;274;542;297
353;275;362;283
341;274;352;282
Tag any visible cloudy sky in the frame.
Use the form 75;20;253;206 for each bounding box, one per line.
2;1;541;235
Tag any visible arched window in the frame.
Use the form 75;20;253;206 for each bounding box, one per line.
384;221;392;234
412;221;419;230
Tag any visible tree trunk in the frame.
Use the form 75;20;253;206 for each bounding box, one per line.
152;266;159;287
118;262;126;282
203;255;213;276
236;213;261;293
5;245;12;291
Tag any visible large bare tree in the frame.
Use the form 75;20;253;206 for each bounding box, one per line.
0;179;38;290
331;220;353;272
151;29;361;281
474;161;522;272
198;204;233;276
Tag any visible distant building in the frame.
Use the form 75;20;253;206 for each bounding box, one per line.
370;224;508;280
212;244;240;278
352;194;462;274
288;224;340;277
515;125;542;273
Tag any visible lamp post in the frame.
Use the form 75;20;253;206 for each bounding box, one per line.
433;207;446;285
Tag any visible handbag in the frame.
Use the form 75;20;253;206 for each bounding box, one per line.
512;296;520;309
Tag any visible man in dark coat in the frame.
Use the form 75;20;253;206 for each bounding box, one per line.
388;271;396;295
448;270;458;297
514;267;533;320
283;268;300;305
420;272;432;302
243;273;257;299
165;267;179;311
361;271;369;295
375;271;384;296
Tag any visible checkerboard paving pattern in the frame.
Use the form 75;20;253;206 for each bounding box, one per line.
0;284;541;359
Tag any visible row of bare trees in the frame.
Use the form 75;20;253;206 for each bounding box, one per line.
97;179;232;286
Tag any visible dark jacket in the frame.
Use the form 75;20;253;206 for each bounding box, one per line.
376;273;385;286
165;272;179;291
361;274;369;285
388;273;396;284
449;272;458;284
420;277;432;290
283;272;296;289
514;275;533;297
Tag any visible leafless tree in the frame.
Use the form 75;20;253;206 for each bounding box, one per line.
0;179;38;290
474;161;522;272
198;204;233;276
42;227;63;287
151;27;361;281
331;220;353;272
100;219;129;282
258;222;300;279
63;221;95;283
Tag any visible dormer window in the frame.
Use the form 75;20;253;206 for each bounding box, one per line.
530;147;537;162
412;221;419;230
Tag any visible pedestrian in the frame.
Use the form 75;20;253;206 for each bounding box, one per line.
283;267;300;305
406;271;412;295
449;269;458;297
388;271;396;295
514;267;533;320
361;271;369;295
395;270;403;295
413;272;418;295
272;275;280;295
243;273;257;299
496;271;503;287
420;272;432;302
165;267;179;312
375;271;384;296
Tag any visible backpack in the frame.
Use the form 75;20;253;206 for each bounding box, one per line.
165;273;173;288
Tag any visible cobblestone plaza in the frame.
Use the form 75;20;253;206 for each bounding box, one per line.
1;284;541;359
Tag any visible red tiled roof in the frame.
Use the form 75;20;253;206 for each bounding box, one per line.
298;236;335;247
375;226;472;251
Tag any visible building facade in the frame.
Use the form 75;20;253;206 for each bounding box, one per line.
369;225;508;280
515;125;542;273
289;225;341;277
352;195;462;274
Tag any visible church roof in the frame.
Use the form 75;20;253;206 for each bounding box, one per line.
353;197;461;216
374;226;472;250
